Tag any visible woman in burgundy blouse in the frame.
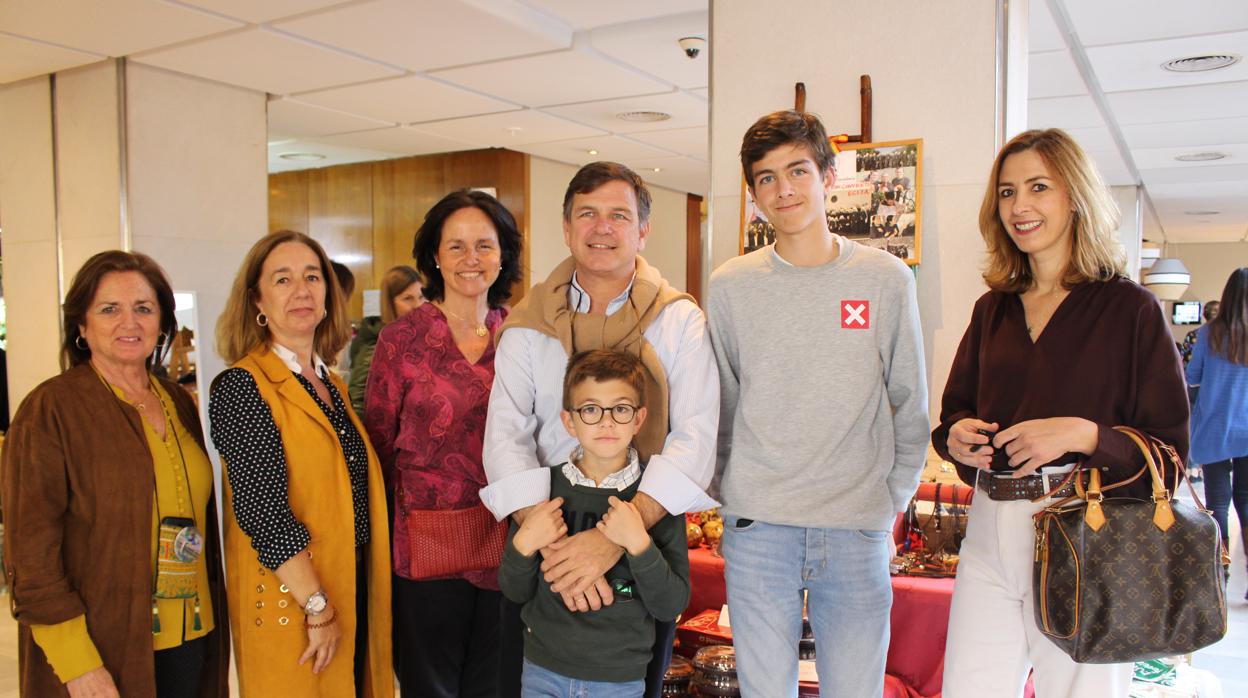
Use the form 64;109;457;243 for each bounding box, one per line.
364;190;523;698
931;129;1188;698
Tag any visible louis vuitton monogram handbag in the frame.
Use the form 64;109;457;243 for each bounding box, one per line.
1032;426;1229;663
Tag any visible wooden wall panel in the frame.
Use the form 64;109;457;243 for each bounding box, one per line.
270;148;531;319
307;162;373;318
268;170;308;235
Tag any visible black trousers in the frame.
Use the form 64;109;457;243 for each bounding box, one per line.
154;632;208;698
498;598;676;698
394;575;502;698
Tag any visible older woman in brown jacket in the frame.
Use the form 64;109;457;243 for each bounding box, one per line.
1;250;229;698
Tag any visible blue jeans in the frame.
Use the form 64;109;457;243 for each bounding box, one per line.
721;516;893;698
1204;455;1248;545
520;659;644;698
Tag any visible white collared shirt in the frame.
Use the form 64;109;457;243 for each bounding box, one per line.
481;261;721;519
271;343;330;378
560;447;642;490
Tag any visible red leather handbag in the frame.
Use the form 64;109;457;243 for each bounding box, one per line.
405;503;508;580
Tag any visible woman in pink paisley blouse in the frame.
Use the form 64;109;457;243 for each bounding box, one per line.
364;190;523;698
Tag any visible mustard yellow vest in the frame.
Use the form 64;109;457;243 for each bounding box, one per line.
220;346;392;697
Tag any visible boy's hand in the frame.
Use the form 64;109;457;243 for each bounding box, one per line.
513;498;566;558
596;496;650;557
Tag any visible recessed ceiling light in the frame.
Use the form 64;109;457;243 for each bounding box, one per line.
587;149;599;155
1174;151;1226;162
1184;210;1220;216
652;168;662;172
279;152;325;161
1161;53;1241;73
617;111;672;123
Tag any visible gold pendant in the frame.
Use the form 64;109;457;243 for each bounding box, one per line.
475;326;487;337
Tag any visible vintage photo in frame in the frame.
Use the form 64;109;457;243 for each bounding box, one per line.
740;138;923;266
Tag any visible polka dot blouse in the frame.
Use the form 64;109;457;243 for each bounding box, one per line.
209;366;370;570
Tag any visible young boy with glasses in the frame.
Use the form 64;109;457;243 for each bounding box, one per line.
499;349;690;698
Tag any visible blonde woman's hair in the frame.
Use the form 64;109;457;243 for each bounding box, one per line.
979;128;1125;293
379;265;423;325
217;230;351;364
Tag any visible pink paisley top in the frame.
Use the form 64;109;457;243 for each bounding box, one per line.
363;302;507;589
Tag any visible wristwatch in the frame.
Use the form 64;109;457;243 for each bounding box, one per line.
303;590;329;616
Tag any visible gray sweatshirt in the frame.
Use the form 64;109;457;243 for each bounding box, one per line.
705;239;929;531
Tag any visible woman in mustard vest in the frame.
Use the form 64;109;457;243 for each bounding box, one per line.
209;230;392;697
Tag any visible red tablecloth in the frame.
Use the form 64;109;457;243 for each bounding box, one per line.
685;548;954;698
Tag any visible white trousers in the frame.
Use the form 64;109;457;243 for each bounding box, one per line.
943;473;1133;698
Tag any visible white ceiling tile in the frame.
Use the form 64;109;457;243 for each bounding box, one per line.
1065;0;1248;47
415;109;604;146
178;0;348;24
273;0;570;71
0;0;242;57
544;91;706;134
1083;149;1135;185
1029;0;1066;53
431;49;669;107
1086;30;1248;93
0;34;103;84
1108;81;1248;124
1156;224;1247;244
1121;117;1248;150
307;125;478;156
268;98;393;137
518;134;673;167
132;27;401;95
519;0;707;31
269;138;397;172
1028;94;1105;130
590;11;707;89
1028;49;1086;98
627;155;707;195
1141;163;1248;186
627;126;707;160
1133;142;1248;171
1148;180;1248;203
1059;126;1118;153
293;75;518;124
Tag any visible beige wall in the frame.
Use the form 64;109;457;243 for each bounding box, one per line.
527;156;689;292
709;0;1001;419
0;76;62;409
1166;242;1248;343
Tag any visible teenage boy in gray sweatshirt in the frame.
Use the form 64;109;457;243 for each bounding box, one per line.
498;350;689;697
706;110;929;697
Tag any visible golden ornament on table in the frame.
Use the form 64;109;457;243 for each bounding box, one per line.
686;522;704;549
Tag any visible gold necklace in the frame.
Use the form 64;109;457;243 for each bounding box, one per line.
438;303;488;337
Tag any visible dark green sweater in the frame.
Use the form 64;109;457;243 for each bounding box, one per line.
498;466;690;682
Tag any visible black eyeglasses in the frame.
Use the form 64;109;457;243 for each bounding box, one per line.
572;403;639;425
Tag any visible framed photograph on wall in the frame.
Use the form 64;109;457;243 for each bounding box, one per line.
739;137;923;266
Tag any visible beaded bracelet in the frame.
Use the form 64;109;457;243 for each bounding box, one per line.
306;611;336;629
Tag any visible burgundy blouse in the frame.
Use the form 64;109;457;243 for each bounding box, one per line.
364;302;507;588
931;277;1189;500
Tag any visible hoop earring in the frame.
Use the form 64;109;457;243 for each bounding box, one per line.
256;312;268;327
75;335;88;351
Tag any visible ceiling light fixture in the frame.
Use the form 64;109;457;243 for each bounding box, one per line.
1143;258;1191;301
587;149;599;155
652;168;662;172
617;111;672;123
1174;152;1226;162
279;152;325;161
1161;53;1241;73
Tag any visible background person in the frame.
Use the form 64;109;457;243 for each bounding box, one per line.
1187;268;1248;598
348;265;424;414
1181;300;1220;366
210;231;392;698
2;250;229;698
364;190;522;697
932;129;1188;698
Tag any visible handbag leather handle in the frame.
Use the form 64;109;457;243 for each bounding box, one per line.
1112;427;1176;532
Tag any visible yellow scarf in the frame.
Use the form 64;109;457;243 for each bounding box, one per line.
499;256;692;461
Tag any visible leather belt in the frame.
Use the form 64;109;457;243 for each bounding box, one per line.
976;470;1084;501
